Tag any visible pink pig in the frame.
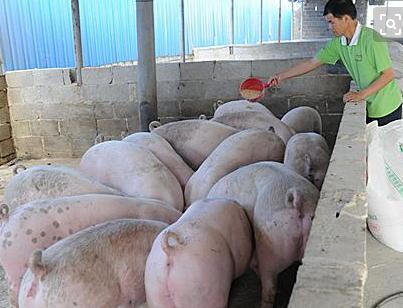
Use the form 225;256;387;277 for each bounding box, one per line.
19;219;167;308
208;162;319;307
145;199;252;308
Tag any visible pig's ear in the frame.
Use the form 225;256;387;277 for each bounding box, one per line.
149;121;161;132
286;188;304;211
29;250;49;280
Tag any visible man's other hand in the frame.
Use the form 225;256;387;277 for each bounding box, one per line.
343;91;365;103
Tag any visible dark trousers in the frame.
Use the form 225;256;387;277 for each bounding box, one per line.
366;104;402;126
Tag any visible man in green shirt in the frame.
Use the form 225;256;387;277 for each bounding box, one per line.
269;0;402;126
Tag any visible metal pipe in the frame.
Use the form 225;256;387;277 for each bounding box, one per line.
278;0;282;43
71;0;83;85
260;0;263;43
230;0;234;54
136;0;158;132
300;2;303;39
180;0;185;62
291;0;294;40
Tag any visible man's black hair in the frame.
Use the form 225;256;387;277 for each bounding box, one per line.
323;0;357;19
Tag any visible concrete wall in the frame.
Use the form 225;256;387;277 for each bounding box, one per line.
0;76;15;164
5;61;351;159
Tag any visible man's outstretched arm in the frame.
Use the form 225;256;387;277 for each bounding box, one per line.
268;58;323;86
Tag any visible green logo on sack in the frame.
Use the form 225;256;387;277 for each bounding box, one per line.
400;143;403;153
385;161;403;198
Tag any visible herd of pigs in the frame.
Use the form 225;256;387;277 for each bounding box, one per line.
0;100;330;308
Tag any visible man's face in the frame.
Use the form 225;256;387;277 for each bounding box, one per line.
325;13;347;36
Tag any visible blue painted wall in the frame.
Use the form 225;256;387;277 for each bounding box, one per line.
0;0;292;71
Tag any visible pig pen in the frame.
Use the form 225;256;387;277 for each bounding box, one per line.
0;51;369;307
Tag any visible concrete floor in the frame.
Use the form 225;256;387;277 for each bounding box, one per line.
365;232;403;308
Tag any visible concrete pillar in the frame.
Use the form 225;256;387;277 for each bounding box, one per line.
71;0;83;85
136;0;158;132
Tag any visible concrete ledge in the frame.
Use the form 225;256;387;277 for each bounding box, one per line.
289;98;367;307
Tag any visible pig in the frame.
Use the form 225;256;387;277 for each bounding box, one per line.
211;111;295;144
184;129;285;207
151;119;238;169
4;165;122;211
19;219;167;308
122;132;194;188
281;106;322;134
80;141;184;211
284;133;330;189
0;194;181;307
145;199;252;308
213;100;274;118
207;162;319;307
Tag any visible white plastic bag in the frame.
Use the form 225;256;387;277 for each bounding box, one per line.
366;119;403;252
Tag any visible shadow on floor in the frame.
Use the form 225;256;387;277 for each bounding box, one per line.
229;262;301;308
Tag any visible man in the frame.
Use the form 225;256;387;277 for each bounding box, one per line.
269;0;402;126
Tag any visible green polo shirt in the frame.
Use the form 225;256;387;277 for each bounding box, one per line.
316;26;402;118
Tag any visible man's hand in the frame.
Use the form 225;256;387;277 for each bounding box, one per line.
343;91;366;103
267;74;281;87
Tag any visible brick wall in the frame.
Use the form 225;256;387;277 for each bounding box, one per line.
301;0;368;39
6;59;351;159
0;75;15;164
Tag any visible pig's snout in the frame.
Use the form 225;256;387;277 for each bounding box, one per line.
162;230;185;254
